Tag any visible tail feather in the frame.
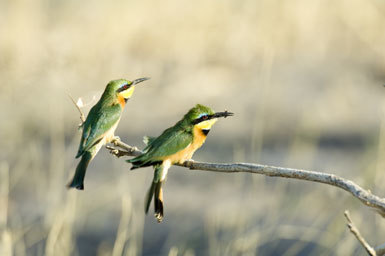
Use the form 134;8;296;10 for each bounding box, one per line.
145;182;155;214
144;164;167;223
154;181;164;223
67;152;92;190
128;158;162;170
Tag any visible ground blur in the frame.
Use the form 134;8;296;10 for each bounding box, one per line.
1;0;385;255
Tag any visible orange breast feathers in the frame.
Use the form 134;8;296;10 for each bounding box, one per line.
166;126;208;164
117;94;126;108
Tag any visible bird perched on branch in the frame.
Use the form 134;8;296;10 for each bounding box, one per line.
127;104;233;222
67;77;150;190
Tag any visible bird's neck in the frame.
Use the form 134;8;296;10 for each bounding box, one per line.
117;94;126;108
192;125;209;149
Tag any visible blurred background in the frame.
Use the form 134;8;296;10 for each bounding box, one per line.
1;0;385;255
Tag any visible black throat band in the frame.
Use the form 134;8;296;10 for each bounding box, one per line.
202;129;210;136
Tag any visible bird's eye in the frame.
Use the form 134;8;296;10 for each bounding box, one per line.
202;115;208;120
117;83;130;92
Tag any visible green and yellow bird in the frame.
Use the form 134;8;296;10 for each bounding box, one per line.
67;77;150;190
127;104;233;222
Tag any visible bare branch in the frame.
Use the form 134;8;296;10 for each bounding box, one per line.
344;211;377;256
108;139;142;157
106;139;385;216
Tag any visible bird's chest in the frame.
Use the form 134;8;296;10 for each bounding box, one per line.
168;127;207;164
191;126;208;151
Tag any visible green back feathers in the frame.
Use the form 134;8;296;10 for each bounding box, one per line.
128;125;192;168
76;79;130;157
76;102;122;157
127;104;215;168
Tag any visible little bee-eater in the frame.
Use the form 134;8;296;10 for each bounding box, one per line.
67;77;150;190
127;104;233;222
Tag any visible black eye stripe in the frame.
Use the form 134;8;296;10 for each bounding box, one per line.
192;115;212;124
117;83;131;93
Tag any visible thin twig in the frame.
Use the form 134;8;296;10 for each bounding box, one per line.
344;210;376;256
107;139;385;216
106;139;142;158
67;93;85;127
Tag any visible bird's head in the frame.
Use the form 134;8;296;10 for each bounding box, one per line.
185;104;233;134
105;77;150;105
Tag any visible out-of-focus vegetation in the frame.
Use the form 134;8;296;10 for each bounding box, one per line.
1;0;385;255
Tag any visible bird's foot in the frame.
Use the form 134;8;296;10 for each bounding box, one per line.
183;159;195;168
106;145;128;158
112;136;121;145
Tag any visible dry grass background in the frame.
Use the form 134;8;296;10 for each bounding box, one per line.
1;0;385;255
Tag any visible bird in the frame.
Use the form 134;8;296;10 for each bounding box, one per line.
67;77;150;190
127;104;233;222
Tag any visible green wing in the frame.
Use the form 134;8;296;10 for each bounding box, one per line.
76;103;121;157
128;126;193;168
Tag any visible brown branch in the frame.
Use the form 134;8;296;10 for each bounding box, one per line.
344;210;377;256
107;139;385;216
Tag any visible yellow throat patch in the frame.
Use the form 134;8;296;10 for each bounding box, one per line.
119;86;135;99
195;119;217;130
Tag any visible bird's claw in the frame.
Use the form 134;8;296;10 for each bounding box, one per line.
112;136;121;145
106;145;127;158
182;159;195;168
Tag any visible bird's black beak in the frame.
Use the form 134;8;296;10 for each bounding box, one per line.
210;111;234;119
132;77;150;85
